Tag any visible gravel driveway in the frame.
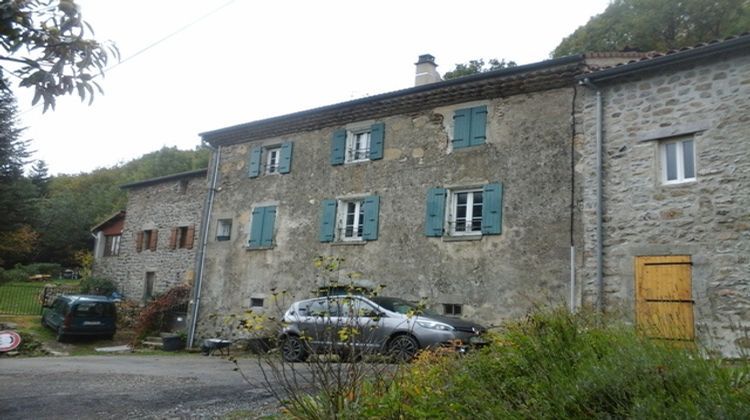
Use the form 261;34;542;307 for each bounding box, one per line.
0;355;282;419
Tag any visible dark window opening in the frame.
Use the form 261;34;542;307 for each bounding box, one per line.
443;303;462;316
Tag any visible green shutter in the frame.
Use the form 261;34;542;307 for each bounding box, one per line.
470;106;487;146
452;108;471;149
248;207;265;247
331;130;347;165
279;142;293;174
248;146;262;178
260;206;277;247
369;122;385;160
319;199;337;242
362;195;380;241
424;188;446;237
482;183;503;235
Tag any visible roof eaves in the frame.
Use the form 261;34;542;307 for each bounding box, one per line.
120;168;208;190
90;210;125;233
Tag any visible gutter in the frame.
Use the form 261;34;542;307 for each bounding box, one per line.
580;78;604;312
187;144;221;348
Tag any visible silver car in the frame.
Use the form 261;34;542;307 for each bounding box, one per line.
279;295;486;362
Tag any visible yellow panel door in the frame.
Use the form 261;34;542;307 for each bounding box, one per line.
635;256;694;341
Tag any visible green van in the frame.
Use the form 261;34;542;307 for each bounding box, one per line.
42;295;117;342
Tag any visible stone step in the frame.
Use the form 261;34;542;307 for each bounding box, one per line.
141;340;163;349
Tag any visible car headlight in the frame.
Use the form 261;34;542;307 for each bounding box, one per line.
417;320;454;331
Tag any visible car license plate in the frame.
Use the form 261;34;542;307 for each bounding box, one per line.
83;321;101;325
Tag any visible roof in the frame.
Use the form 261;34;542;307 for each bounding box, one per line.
579;33;750;84
119;168;208;190
201;55;586;146
90;210;125;233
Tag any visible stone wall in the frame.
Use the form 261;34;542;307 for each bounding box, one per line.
93;174;206;302
195;87;583;338
579;50;750;356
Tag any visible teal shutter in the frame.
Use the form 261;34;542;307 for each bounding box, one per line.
362;195;380;241
248;207;265;247
482;183;503;235
369;122;385;160
470;106;487;146
319;199;337;242
452;108;470;149
248;146;262;178
260;206;277;247
330;130;347;165
424;188;446;237
279;142;293;174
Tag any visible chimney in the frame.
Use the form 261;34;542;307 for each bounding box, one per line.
415;54;441;86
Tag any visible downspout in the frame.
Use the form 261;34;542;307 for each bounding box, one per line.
187;143;221;348
569;85;578;312
581;78;604;312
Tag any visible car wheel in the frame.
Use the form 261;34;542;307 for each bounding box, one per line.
56;327;66;343
281;335;309;363
387;334;418;362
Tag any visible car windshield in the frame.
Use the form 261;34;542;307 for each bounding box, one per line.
370;297;439;316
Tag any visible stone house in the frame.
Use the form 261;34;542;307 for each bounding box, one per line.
92;169;207;301
578;34;750;356
190;55;589;341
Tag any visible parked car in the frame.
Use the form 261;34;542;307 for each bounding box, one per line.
279;295;486;362
41;295;117;342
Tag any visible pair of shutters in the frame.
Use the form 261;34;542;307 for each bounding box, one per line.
135;230;158;252
424;183;503;236
248;206;277;248
168;225;195;250
452;105;487;149
330;122;385;165
319;196;380;242
248;142;293;178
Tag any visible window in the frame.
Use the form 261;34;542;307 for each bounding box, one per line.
443;303;462;316
330;122;384;165
319;196;380;242
169;225;194;250
660;137;695;184
250;298;264;308
424;183;503;237
103;235;121;257
248;206;277;249
248;142;293;177
144;272;155;302
136;229;158;252
452;105;487;149
216;219;232;241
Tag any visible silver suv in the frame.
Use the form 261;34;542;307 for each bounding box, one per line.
279;295;486;362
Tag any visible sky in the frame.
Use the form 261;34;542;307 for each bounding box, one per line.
15;0;611;175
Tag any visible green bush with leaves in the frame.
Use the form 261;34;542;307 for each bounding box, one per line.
79;277;117;296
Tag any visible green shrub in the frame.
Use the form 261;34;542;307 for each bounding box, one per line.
349;308;750;419
0;268;30;283
79;277;117;296
23;262;62;276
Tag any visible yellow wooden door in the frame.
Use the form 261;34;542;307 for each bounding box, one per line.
635;255;694;341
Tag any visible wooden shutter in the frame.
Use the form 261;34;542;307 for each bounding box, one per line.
149;229;158;251
362;195;380;241
369;122;385;160
260;206;276;247
330;130;347;165
186;224;195;249
635;256;694;341
319;199;337;242
452;108;471;149
481;183;503;235
279;142;293;174
135;231;143;253
424;188;446;236
169;227;178;250
470;106;488;146
248;207;265;248
248;146;262;178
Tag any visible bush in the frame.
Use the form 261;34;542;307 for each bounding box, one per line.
79;277;117;296
349;308;750;418
0;263;63;284
131;284;191;344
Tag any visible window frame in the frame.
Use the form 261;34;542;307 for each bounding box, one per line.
660;136;696;185
265;146;281;175
337;199;365;241
443;303;463;316
447;188;484;236
216;219;232;241
103;234;121;257
345;129;371;164
177;226;189;248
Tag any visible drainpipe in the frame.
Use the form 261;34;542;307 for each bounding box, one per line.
569;85;578;313
187;143;221;348
581;78;604;312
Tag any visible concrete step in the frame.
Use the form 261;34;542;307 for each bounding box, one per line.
141;340;163;349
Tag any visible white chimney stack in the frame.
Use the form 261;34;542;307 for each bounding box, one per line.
415;54;441;86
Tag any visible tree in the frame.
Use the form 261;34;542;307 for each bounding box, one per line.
30;159;50;196
443;58;517;80
552;0;750;57
0;0;119;111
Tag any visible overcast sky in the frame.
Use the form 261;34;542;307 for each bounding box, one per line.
15;0;610;175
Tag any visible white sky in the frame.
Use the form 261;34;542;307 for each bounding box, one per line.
15;0;610;175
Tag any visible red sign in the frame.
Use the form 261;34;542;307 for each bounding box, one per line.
0;330;22;352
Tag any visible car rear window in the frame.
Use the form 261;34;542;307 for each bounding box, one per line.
74;302;115;318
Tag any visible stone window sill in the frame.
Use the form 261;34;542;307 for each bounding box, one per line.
331;241;367;247
442;234;482;242
246;245;275;251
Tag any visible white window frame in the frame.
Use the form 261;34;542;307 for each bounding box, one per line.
345;129;371;163
104;235;121;257
216;219;232;241
265;147;281;175
660;137;696;185
448;188;484;236
337;199;365;241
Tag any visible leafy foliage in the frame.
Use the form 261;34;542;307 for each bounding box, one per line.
79;276;116;296
0;0;119;111
131;284;191;344
443;58;517;80
553;0;750;57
